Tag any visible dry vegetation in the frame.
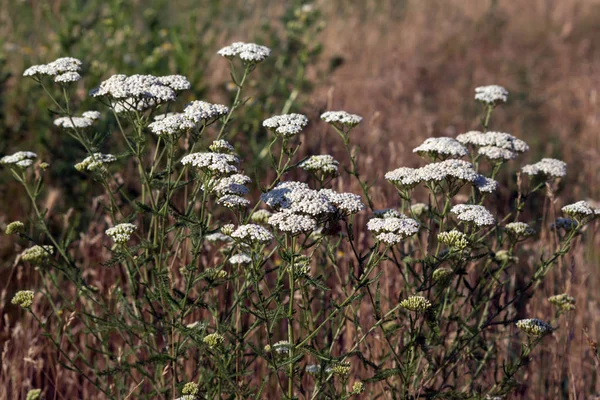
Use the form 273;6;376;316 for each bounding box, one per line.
1;0;600;399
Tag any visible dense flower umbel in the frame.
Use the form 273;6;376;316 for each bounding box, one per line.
367;215;420;244
521;158;567;179
184;100;229;123
11;290;34;308
148;113;195;135
299;155;339;176
548;293;576;311
386;160;498;193
474;85;508;105
400;296;432;313
21;245;54;264
75;153;117;172
53;113;99;129
217;194;250;208
351;382;366;394
1;151;37;168
5;221;25;235
181;152;239;176
229;253;252;265
319;189;365;215
320;111;362;128
202;333;224;348
451;204;495;226
268;212;317;234
54;71;81;83
505;222;536;238
263;113;309;137
209;140;236;154
230;224;274;244
516;318;553;336
478;146;517;161
106;223;137;244
261;181;336;217
182;382;200;396
561;200;600;220
456;131;529;155
250;209;272;224
438;230;469;250
217;42;271;63
412;137;469;159
23;57;82;77
329;362;351;376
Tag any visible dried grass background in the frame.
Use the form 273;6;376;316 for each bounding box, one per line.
1;0;600;399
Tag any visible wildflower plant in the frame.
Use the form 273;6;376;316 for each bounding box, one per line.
2;40;596;400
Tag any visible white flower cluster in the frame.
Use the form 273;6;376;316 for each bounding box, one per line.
106;223;137;244
505;222;536;237
217;195;250;208
561;200;600;219
521;158;567;179
386;160;498;193
148;113;195;136
53;113;99;129
399;295;432;313
230;224;274;244
299;155;339;176
1;151;37;169
181;152;240;176
373;209;402;219
451;204;495;226
263;113;309;137
367;215;420;244
217;42;271;63
209;140;235;153
474;85;508;105
20;245;54;264
184;100;229;123
23;57;82;81
437;230;469;250
320;111;362;128
211;174;251;197
456;131;529;160
91;74;190;112
413;137;469;159
75;153;117;172
205;232;233;243
268;211;317;234
319;189;365;215
515;318;552;336
229;253;252;265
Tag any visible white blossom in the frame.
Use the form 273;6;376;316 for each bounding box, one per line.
156;75;191;91
217;42;271;63
456;131;528;153
209;140;235;154
367;215;420;244
1;151;37;168
561;200;599;219
451;204;495;226
229;253;252;265
231;224;274;244
184;100;229;123
319;189;365;215
521;158;567;179
181;152;239;175
106;223;137;244
299;155;339;176
54;71;81;83
217;194;250;208
268;211;317;234
516;318;552;336
320;111;362;128
82;111;101;120
478;146;516;161
148;113;195;135
263;113;309;137
474;85;508;105
75;153;117;172
413;137;469;159
23;57;82;77
53;116;95;129
505;222;536;237
91;74;178;108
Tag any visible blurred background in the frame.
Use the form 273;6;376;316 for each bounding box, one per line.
1;0;599;398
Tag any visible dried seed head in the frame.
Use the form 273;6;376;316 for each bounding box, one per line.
12;290;35;308
516;318;553;336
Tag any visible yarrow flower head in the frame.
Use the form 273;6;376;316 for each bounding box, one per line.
320;111;362;129
75;153;117;172
400;295;431;313
11;290;34;308
561;200;599;221
23;57;82;77
263;113;309;137
181;152;239;176
260;181;335;217
184;100;229;123
181;382;199;396
456;131;528;155
548;293;576;311
351;382;366;395
299;155;339;177
157;75;192;91
437;230;469;251
478;146;517;161
329;362;351;377
373;209;402;219
386;160;498;193
521;158;567;179
217;194;250;209
106;223;137;244
209;140;235;154
516;318;553;336
367;215;420;244
148;113;195;136
230;224;274;244
82;111;101;120
20;245;54;264
474;85;508;105
413;137;469;160
319;189;365;215
5;221;25;235
268;212;317;234
505;222;536;238
203;333;224;348
53;112;100;129
54;71;81;83
229;253;252;265
217;42;271;63
1;151;37;169
250;209;272;224
451;204;495;226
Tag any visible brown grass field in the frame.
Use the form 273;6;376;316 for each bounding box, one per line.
1;0;600;399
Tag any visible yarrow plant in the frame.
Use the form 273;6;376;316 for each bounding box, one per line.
3;38;596;400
